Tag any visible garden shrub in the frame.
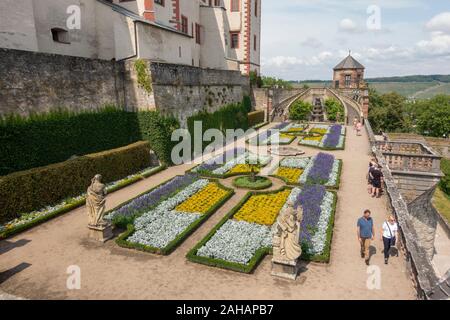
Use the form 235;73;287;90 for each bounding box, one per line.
248;110;265;127
0;141;152;224
324;98;345;122
0;107;179;175
289;100;313;121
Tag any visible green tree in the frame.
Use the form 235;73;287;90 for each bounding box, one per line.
368;90;409;133
324;98;344;122
414;95;450;137
289;100;312;121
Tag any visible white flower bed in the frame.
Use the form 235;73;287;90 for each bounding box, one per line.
127;179;209;249
340;126;346;135
311;124;330;130
128;211;201;249
261;132;293;145
279;157;311;169
197;220;272;264
134;179;208;229
325;160;340;187
298;156;316;184
307;191;335;255
280;123;306;133
196;188;301;265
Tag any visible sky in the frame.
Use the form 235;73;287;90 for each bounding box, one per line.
260;0;450;80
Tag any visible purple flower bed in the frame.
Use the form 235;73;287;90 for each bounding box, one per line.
307;153;335;185
323;125;342;148
296;185;326;246
109;173;198;219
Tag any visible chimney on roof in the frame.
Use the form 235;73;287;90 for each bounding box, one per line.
143;0;155;21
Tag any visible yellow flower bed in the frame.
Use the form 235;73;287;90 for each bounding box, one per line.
233;189;291;225
303;135;323;142
286;127;305;132
280;133;294;139
228;164;260;175
310;128;328;135
176;183;229;214
275;167;304;184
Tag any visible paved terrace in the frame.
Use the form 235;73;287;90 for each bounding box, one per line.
0;124;416;300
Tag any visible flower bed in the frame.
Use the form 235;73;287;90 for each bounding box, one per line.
299;124;346;150
0;165;166;239
299;153;342;188
191;150;271;178
280;123;309;136
247;122;291;146
271;157;311;184
232;176;272;190
116;178;234;255
187;186;337;273
270;154;341;188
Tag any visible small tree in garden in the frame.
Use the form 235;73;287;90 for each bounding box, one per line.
289;100;313;121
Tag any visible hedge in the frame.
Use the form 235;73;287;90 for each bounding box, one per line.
0;141;152;224
187;98;250;153
0;107;179;175
248;110;265;127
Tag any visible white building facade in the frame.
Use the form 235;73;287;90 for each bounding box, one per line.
0;0;261;75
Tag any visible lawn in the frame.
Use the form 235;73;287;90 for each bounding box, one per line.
433;188;450;224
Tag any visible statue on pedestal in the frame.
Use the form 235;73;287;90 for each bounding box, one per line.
272;200;303;280
87;174;107;227
86;174;112;242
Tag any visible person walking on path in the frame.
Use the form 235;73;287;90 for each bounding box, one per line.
353;117;358;131
370;164;383;198
356;121;363;136
357;210;375;265
381;215;398;265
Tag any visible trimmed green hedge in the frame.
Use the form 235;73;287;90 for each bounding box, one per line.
187;98;250;153
0;141;152;224
248;110;265;127
0;107;179;175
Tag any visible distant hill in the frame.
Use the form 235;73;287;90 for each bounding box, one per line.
366;75;450;83
291;75;450;99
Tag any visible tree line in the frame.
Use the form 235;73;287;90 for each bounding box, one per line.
368;88;450;138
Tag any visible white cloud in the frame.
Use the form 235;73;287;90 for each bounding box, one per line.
300;37;323;49
417;31;450;56
425;12;450;33
263;51;334;68
339;19;358;32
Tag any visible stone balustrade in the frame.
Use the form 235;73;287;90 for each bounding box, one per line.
365;120;445;299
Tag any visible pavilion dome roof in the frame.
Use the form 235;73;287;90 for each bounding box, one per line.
333;54;365;70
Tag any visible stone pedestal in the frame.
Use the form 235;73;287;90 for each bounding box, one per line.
88;224;113;243
271;258;300;280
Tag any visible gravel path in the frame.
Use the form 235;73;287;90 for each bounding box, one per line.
0;125;416;300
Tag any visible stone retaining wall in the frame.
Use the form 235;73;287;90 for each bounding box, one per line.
0;49;250;127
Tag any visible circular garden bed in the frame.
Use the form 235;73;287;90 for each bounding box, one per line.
232;176;273;190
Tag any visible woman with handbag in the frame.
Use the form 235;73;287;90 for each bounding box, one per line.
381;215;398;265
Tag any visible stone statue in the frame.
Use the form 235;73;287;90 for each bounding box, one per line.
86;174;107;227
273;200;303;262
